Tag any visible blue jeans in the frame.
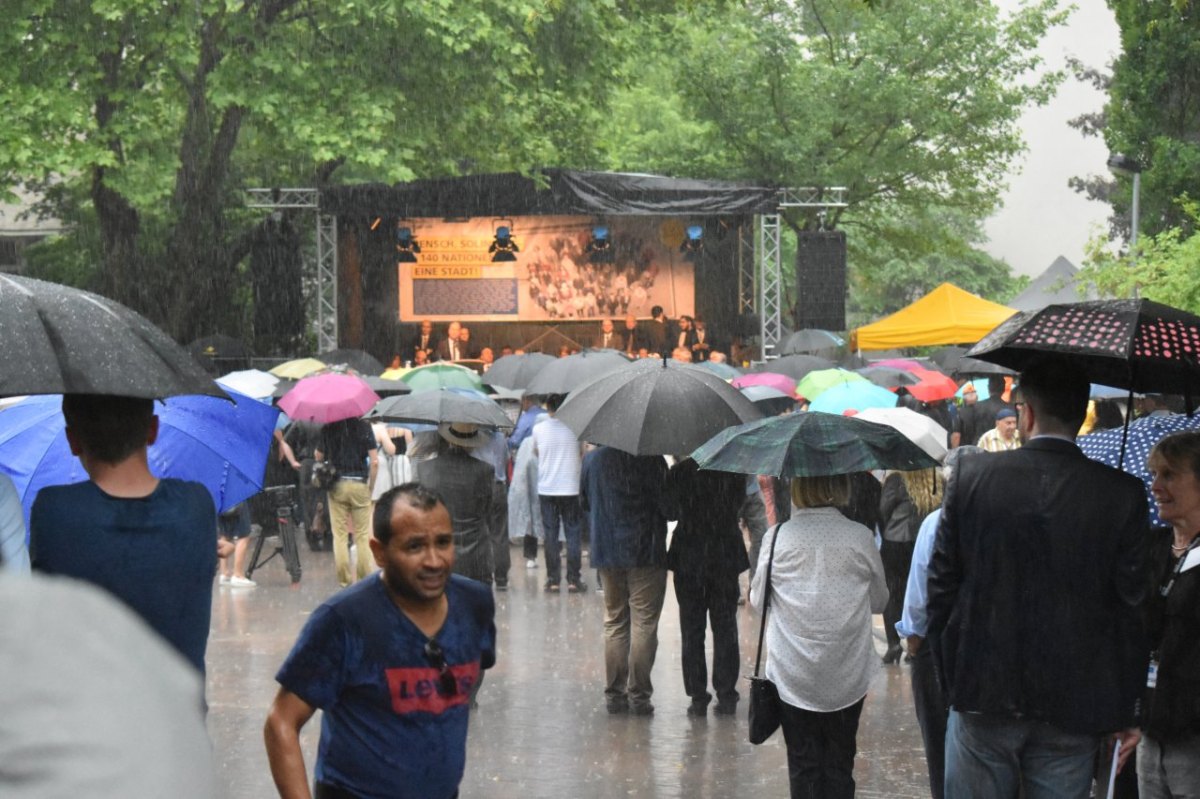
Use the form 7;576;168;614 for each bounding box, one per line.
539;495;582;585
945;710;1100;799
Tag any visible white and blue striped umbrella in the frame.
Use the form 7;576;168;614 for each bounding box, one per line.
1078;413;1200;528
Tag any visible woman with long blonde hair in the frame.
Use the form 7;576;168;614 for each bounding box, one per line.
878;466;944;663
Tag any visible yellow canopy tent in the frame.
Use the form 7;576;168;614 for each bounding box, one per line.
851;283;1017;350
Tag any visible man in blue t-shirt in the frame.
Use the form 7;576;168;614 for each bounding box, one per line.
265;483;496;799
30;394;219;674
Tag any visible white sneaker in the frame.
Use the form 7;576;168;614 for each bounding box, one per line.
229;576;256;588
526;559;538;569
219;574;231;585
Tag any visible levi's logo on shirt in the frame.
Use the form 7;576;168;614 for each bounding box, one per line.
385;663;479;714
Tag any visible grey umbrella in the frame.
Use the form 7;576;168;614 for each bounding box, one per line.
525;349;630;396
362;376;412;397
482;352;556;390
751;353;835;381
0;274;226;400
554;358;763;456
318;348;385;375
777;329;844;357
367;388;512;428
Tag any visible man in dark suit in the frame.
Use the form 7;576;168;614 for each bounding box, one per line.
620;314;641;355
413;423;495;585
926;357;1147;798
593;318;619;350
435;321;464;361
645;306;668;356
409;319;438;365
671;315;697;355
690;317;715;362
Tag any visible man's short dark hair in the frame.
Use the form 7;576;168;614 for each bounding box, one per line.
373;482;444;544
61;394;155;464
543;393;566;412
1017;357;1089;432
650;305;663;319
987;375;1006;395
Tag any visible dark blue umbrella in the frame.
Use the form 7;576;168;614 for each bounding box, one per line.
0;390;279;522
1078;413;1200;527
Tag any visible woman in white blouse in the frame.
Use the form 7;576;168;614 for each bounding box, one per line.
750;473;888;799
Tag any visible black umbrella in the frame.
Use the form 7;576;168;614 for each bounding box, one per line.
953;356;1017;378
751;354;835;381
553;358;762;456
367;388;512;428
691;411;939;477
0;274;226;400
362;376;412;397
930;346;968;372
482;352;557;390
967;299;1200;395
856;365;921;389
525;349;630;396
319;348;385;376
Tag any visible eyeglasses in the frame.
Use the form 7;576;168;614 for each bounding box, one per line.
424;639;458;696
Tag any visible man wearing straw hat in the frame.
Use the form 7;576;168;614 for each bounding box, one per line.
415;422;495;586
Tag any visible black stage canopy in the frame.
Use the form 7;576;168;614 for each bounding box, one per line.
319;169;779;218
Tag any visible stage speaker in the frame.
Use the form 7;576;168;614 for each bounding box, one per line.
795;231;847;331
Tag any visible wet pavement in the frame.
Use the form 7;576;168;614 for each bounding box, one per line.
207;540;933;798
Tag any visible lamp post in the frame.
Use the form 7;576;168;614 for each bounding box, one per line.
1107;153;1142;252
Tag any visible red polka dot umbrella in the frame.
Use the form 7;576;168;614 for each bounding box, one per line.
966;300;1200;397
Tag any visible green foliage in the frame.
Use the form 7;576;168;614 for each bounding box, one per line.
1104;0;1200;239
600;0;1062;316
1080;198;1200;312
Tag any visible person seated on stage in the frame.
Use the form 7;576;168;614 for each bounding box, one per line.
671;346;693;364
500;345;515;358
436;322;464;361
459;327;478;360
480;348;495;370
29;394;222;675
709;350;729;364
415;348;430;366
691;318;714;362
594;318;619;350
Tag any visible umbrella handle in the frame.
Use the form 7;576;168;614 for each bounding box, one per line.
1118;387;1134;469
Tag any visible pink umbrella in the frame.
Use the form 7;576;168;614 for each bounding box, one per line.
731;371;799;398
278;372;380;423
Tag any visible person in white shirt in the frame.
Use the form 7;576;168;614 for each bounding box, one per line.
530;394;586;592
750;473;888;799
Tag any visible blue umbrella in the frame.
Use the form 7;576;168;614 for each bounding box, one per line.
1078;413;1200;528
808;382;899;415
0;391;279;522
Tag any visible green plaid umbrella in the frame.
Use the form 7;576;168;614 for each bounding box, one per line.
691;411;938;477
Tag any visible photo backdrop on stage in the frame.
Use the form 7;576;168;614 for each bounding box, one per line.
397;216;696;323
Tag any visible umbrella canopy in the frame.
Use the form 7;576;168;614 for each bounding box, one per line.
953;356;1017;377
854;406;949;462
694;360;744;381
361;376;412;397
401;362;486;393
318;348;385;376
269;357;327;379
1078;413;1200;527
368;387;512;428
0;391;279;520
796;368;869;401
808;382;900;415
731;372;799;398
930;346;968;372
905;369;959;403
738;385;797;416
554;359;763;456
216;369;278;401
278;373;380;423
871;357;949;376
692;411;939;477
966;299;1200;396
525;349;630;396
856;365;921;389
0;274;226;400
777;329;845;357
750;354;835;381
482;352;557;390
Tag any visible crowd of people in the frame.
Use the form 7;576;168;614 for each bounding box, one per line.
4;347;1200;799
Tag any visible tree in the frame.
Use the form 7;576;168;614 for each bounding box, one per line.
0;0;636;343
1080;200;1200;312
599;0;1061;317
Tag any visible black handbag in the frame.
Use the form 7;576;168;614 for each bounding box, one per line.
311;460;339;490
748;523;784;745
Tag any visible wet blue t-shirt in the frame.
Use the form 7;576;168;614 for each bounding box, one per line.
30;478;217;673
276;574;496;799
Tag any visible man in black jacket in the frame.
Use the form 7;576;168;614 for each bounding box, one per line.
414;423;495;586
926;357;1148;799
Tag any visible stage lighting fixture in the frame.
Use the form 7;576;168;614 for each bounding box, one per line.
489;224;519;262
395;225;421;263
680;224;704;258
586;225;613;263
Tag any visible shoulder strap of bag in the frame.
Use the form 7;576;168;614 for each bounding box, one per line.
753;523;783;678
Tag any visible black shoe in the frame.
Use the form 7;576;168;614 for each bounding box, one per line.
606;698;629;715
714;701;738;716
544;582;560;593
630;703;654;717
567;580;588;593
686;700;708;717
882;644;904;665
